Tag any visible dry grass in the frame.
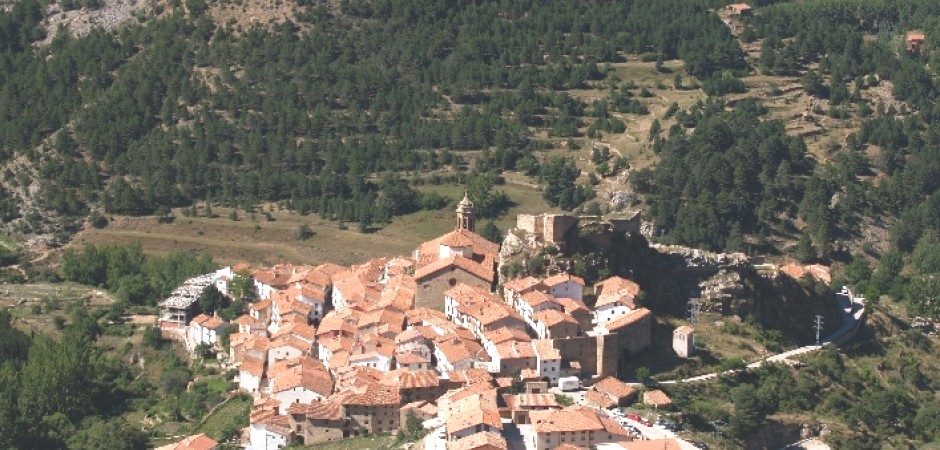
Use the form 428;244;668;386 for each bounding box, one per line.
64;179;554;267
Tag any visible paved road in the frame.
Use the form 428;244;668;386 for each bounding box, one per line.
616;415;700;450
659;286;865;385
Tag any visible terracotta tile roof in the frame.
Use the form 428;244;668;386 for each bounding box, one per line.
595;276;640;299
599;415;630;436
272;321;316;342
286;401;343;421
414;255;495;283
519;368;541;381
249;297;273;311
643;390;672;407
437;338;481;364
348;350;389;364
445;283;495;305
396;326;440;344
554;296;590;315
405;307;449;325
495;340;536;360
298;285;326;302
318;335;353;355
674;325;693;335
543;273;585;287
331;381;400;406
229;332;253;349
301;268;332;288
329;350;349;369
261;414;293;436
506;393;559;409
592;377;636;400
417;229;500;267
584;389;617;409
446;431;507;450
603;308;652;332
534;309;577;327
483;328;531;346
244;334;271;352
155;433;218;450
239;356;265;378
446;393;502;435
315;262;349;279
619;439;684;450
268;336;312;354
395;351;430;365
502;276;545;293
359;308;405;333
532;339;561;361
381;369;441;389
189;314;211;327
520;291;558;309
378;284;416;312
446;368;494;386
530;408;604;433
316;309;357;337
456;300;523;327
270;359;334;397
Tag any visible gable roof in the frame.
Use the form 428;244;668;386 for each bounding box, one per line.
286;401;343;421
418;229;500;265
520;290;558;309
643;389;672;407
543;273;585;287
502;276;546;293
155;433;218;450
530;408;604;433
446;431;508;450
532;339;561;361
602;308;652;332
592;376;636;400
414;254;495;283
534;309;578;327
446;393;502;434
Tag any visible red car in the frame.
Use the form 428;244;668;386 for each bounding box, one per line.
626;414;651;426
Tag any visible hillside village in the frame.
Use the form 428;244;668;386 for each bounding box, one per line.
157;194;684;450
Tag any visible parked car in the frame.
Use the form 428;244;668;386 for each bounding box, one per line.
691;441;708;449
656;418;680;431
627;414;652;426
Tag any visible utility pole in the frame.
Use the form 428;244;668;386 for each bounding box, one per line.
688;299;700;325
814;314;823;346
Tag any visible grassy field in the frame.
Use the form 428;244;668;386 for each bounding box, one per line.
63;177;554;268
621;314;771;382
194;394;252;442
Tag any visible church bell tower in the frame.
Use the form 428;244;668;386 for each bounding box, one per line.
456;192;475;232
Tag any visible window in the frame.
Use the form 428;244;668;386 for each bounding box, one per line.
448;278;457;286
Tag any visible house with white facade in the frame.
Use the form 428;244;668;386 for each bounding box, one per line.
238;356;265;393
532;340;562;385
186;314;229;352
268;358;334;414
542;273;585;301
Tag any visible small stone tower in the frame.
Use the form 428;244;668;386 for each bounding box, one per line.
673;326;694;358
456;192;475;232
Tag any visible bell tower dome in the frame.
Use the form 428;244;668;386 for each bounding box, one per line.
456;192;475;232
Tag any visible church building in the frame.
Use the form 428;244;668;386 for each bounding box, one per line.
412;193;499;309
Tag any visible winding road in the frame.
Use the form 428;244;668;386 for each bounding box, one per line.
660;286;866;385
